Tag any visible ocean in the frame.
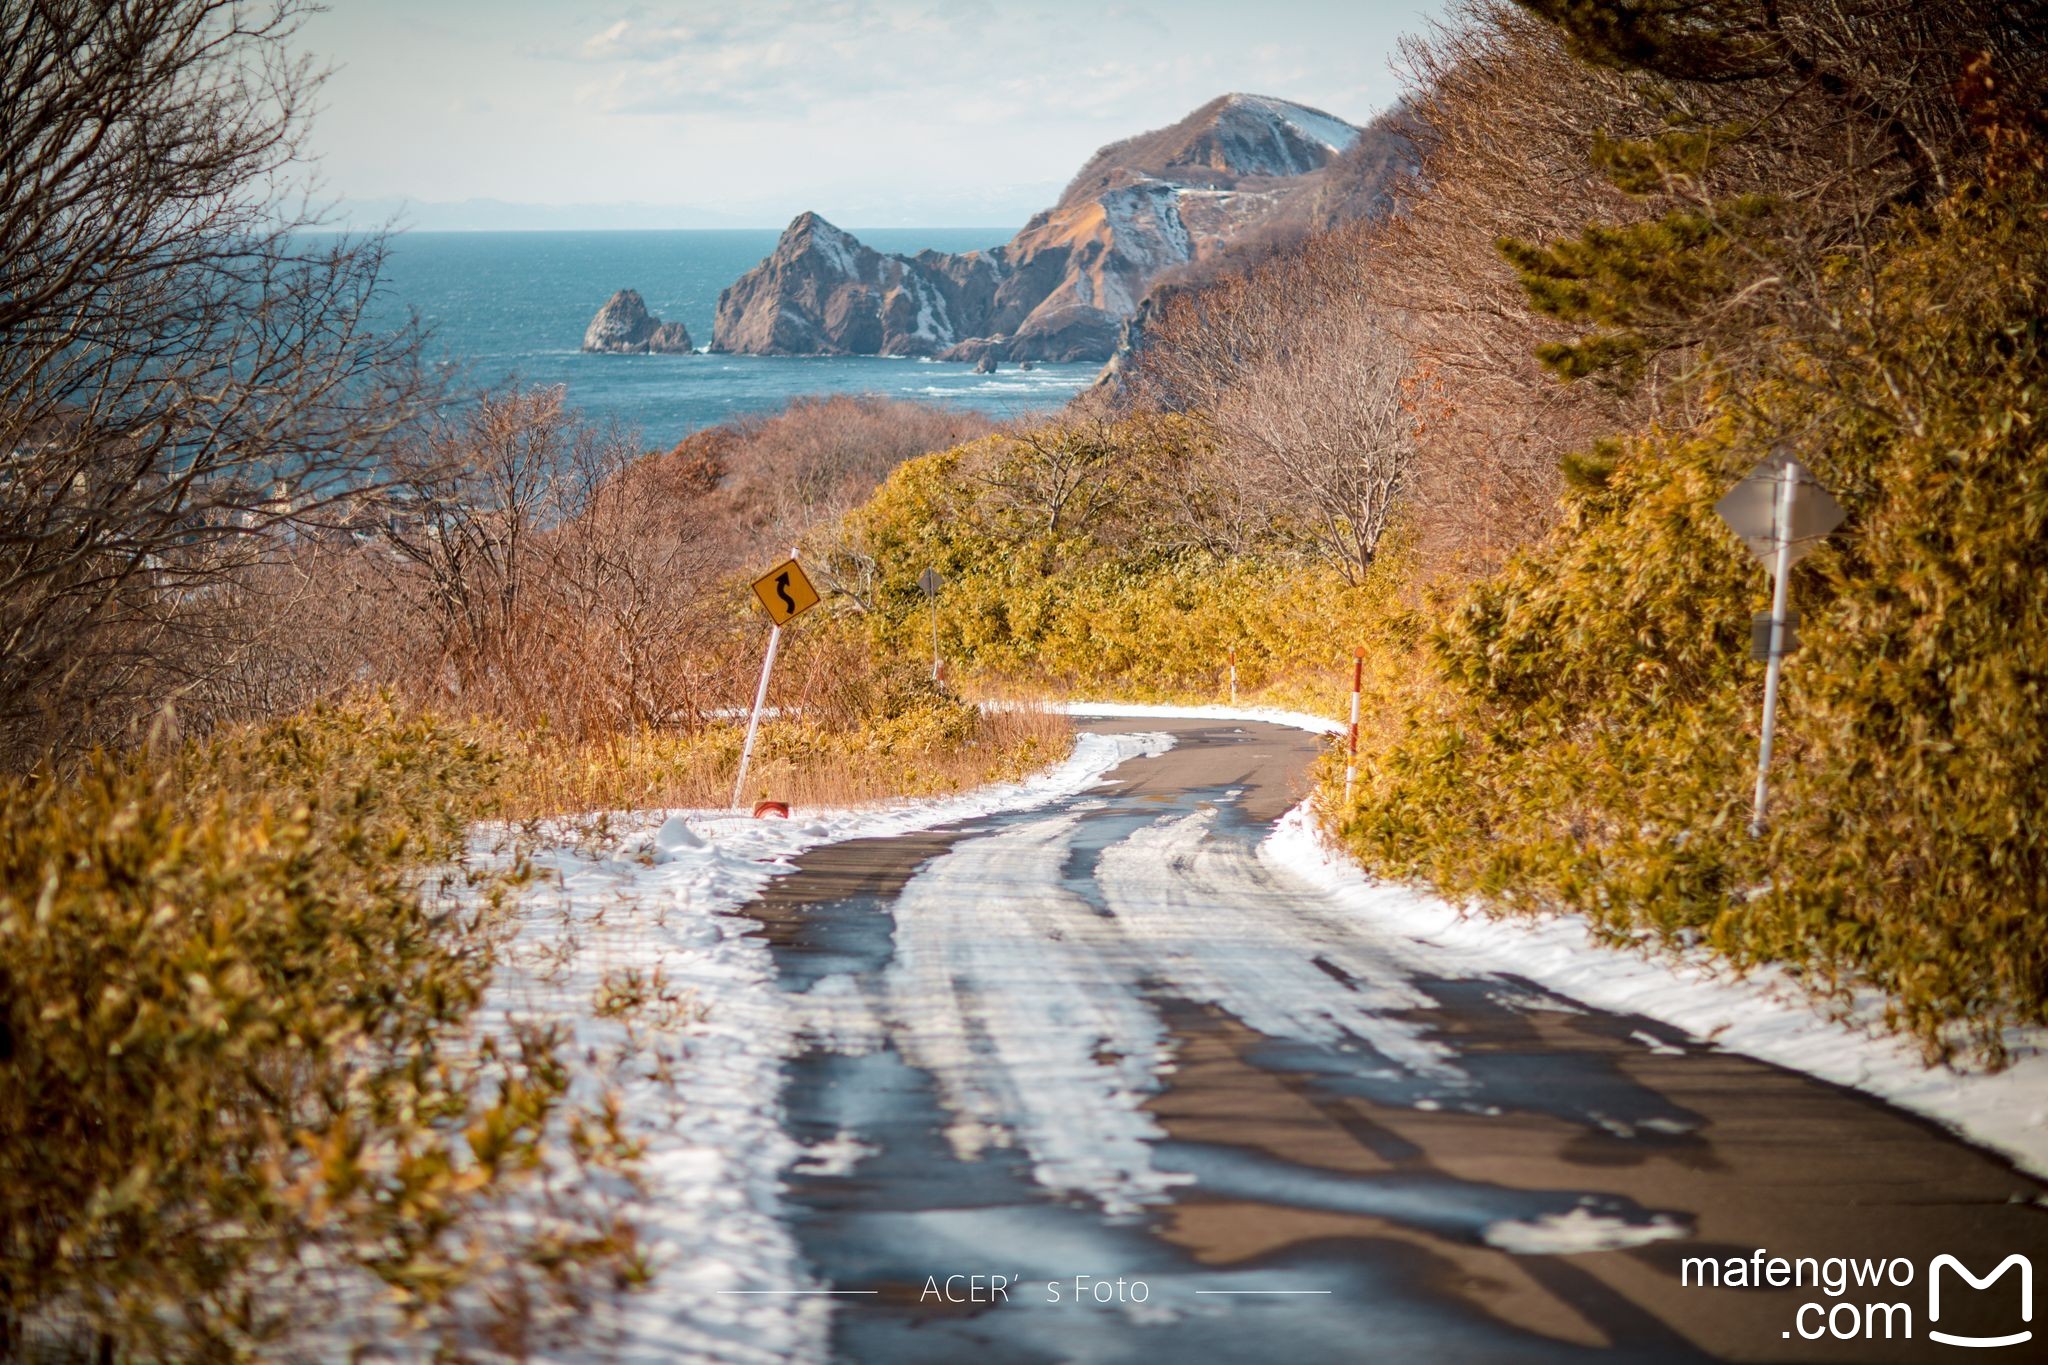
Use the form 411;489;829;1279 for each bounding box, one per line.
367;228;1099;449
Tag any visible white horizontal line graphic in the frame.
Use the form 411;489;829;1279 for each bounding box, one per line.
1194;1290;1332;1295
717;1289;880;1295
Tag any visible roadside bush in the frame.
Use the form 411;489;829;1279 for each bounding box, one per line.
834;421;1416;708
0;699;638;1359
1337;159;2048;1060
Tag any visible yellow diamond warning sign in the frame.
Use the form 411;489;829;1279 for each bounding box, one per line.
751;557;820;626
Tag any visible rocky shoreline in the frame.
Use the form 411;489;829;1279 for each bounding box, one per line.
580;93;1415;369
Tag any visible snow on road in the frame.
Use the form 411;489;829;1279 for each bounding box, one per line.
875;809;1184;1212
1062;703;2048;1181
478;731;1170;1363
1480;1206;1691;1256
1098;808;1455;1077
799;798;1464;1221
480;704;2048;1361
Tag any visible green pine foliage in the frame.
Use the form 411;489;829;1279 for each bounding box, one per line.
1497;121;1781;387
1512;0;1784;83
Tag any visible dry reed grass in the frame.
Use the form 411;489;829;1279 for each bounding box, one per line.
494;703;1072;820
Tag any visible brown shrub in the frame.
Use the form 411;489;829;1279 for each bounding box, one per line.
701;394;999;546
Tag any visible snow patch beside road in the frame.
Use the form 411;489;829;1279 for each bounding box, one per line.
482;729;1171;1363
1057;699;1344;735
1269;803;2048;1181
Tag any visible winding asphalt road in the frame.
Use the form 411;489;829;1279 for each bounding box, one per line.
741;719;2047;1363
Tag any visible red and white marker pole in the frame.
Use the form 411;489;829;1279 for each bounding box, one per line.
1228;648;1238;706
1344;647;1363;807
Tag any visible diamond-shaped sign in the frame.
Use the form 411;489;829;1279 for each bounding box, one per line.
1715;449;1844;572
750;557;820;625
918;567;944;598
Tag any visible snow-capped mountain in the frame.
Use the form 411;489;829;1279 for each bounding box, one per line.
710;94;1405;364
1056;93;1361;207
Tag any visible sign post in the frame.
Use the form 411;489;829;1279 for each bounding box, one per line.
1751;465;1798;836
1228;648;1238;706
733;553;822;809
918;567;944;682
1714;449;1844;836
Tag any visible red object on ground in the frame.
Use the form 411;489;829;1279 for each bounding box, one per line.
752;800;791;819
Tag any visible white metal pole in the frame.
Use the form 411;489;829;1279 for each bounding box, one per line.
1228;649;1238;706
732;623;782;809
1750;464;1798;836
931;594;940;682
1344;647;1363;807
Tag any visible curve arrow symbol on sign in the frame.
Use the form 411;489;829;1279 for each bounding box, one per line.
751;556;818;625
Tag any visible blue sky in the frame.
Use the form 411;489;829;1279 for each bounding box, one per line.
302;0;1450;229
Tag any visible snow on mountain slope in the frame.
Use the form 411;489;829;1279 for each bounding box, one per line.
1057;92;1361;203
711;93;1371;363
1231;93;1362;156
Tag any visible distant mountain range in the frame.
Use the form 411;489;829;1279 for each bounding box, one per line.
704;94;1417;364
332;198;757;232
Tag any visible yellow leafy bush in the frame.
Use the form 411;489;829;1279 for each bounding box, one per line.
0;699;637;1359
838;422;1413;710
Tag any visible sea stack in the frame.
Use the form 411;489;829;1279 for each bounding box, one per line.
583;289;694;354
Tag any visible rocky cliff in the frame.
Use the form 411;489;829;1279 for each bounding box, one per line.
712;93;1382;364
709;214;1003;357
583;289;694;354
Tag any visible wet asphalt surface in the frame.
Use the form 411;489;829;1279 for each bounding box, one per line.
741;720;2048;1363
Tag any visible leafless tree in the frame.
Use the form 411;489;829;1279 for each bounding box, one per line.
714;395;994;546
0;0;430;767
543;427;737;732
1209;312;1421;583
372;387;736;737
379;389;583;680
968;418;1132;540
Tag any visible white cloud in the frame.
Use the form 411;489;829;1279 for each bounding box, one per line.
302;0;1438;224
566;1;1202;120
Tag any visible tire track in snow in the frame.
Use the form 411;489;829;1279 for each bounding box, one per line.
849;801;1469;1217
877;811;1186;1214
1096;808;1462;1081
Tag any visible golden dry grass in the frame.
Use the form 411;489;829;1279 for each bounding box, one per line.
493;703;1072;819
